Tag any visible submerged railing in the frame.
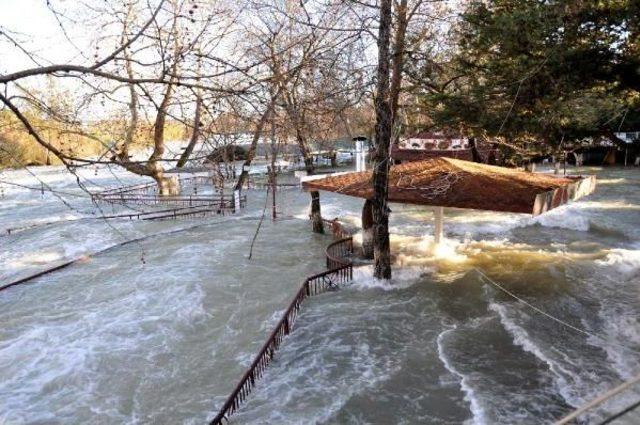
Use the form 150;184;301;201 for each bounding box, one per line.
210;234;353;425
95;176;216;197
91;176;245;212
93;194;242;208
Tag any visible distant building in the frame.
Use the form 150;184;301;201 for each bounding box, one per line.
391;130;499;164
614;131;640;144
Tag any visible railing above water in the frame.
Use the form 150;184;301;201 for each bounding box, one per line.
210;234;354;425
326;237;354;271
91;176;237;205
93;194;242;208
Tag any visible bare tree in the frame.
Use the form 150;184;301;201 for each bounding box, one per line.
371;0;394;279
0;0;254;195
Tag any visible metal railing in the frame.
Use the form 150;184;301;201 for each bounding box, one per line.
210;234;353;425
91;176;235;206
92;194;241;208
89;203;237;221
95;176;215;197
326;237;354;270
322;217;351;239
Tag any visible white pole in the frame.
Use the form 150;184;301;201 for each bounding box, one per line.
434;206;444;244
355;140;366;172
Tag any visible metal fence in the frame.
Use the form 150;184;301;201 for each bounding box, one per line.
91;176;246;216
210;235;353;425
92;194;239;208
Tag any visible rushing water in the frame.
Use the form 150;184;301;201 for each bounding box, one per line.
1;164;639;424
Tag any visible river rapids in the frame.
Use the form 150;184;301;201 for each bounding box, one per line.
1;165;639;424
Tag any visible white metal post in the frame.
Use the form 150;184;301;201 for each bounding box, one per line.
355;140;366;172
434;206;444;244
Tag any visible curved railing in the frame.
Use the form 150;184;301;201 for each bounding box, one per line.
210;234;353;425
326;237;354;270
322;217;352;239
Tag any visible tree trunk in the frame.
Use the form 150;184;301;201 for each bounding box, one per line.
153;172;180;196
304;156;324;234
310;190;323;233
234;101;274;191
330;151;337;167
361;199;374;259
289;102;324;233
176;94;202;168
553;155;560;174
389;0;408;126
469;138;482;163
371;0;393;279
270;116;277;220
114;6;180;196
149;78;176;195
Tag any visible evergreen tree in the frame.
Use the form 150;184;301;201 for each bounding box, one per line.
414;0;640;157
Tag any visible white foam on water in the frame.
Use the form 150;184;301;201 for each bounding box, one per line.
436;326;489;425
260;308;286;332
6;251;63;268
237;318;402;425
532;205;591;231
488;302;598;410
349;265;430;291
306;343;398;425
417;235;470;262
585;314;640;381
0;277;208;423
595;248;640;276
577;200;640;211
597;178;628;185
447;214;530;236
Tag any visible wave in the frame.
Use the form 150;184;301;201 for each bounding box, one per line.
585;314;640;382
485;300;640;424
349;265;430;291
595;248;640;276
436;326;489;425
488;302;588;409
532;206;590;231
235;318;400;424
0;275;208;423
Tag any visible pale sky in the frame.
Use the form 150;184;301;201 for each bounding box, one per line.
0;0;96;74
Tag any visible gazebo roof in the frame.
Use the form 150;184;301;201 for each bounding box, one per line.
302;157;596;215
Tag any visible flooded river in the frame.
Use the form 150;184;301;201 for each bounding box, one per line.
1;165;639;424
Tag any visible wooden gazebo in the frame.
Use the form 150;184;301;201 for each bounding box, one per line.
302;157;596;244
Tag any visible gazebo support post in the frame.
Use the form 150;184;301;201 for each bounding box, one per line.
310;190;324;233
361;199;374;259
434;206;444;244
